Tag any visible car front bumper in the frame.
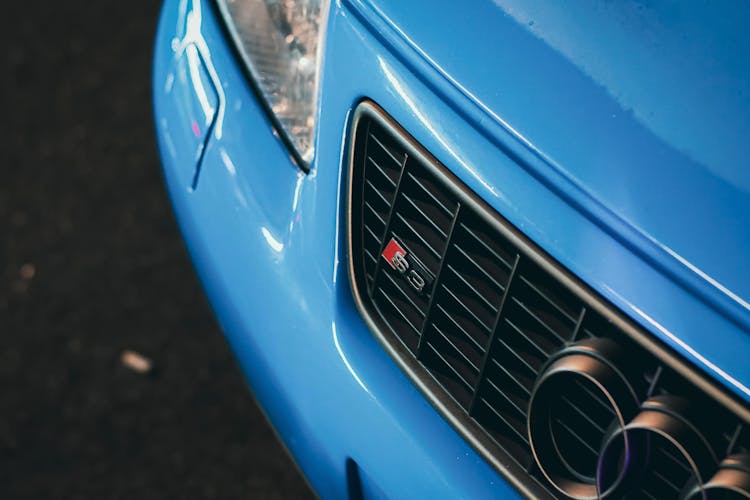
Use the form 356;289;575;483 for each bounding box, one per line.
153;0;750;497
153;1;519;497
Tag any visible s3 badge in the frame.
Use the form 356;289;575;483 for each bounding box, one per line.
381;237;434;295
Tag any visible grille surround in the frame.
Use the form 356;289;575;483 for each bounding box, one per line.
345;101;750;498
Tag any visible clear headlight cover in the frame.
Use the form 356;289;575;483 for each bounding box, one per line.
217;0;329;166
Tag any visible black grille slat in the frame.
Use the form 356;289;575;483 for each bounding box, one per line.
349;105;750;499
457;223;514;279
492;333;539;381
553;417;600;457
426;335;480;391
369;131;405;168
440;283;494;332
452;243;507;293
404;170;454;216
431;323;481;373
381;269;428;319
364;178;393;211
642;459;689;499
393;212;443;260
518;273;579;326
433;304;487;355
401;192;450;238
574;378;617;416
484;376;528;418
652;469;682;491
657;446;693;474
470;256;525;417
637;448;696;500
499;317;548;369
441;281;496;332
509;295;569;346
376;287;421;338
364;248;377;264
425;340;476;392
642;490;660;500
364;201;387;227
489;357;533;396
478;396;530;446
363;223;382;250
366;155;398;188
551;381;614;456
459;222;515;271
559;395;607;434
445;263;499;314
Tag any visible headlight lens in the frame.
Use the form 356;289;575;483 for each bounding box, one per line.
217;0;329;166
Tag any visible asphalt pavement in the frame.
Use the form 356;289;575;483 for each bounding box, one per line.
1;1;313;498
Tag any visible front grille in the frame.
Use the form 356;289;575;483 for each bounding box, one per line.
346;102;750;498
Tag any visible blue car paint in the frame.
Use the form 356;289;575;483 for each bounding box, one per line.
153;0;750;497
156;30;219;189
351;0;750;329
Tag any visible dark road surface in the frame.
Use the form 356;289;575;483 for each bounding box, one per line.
1;1;313;498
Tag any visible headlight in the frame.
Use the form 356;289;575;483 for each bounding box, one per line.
216;0;329;167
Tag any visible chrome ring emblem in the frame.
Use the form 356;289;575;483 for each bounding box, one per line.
527;339;639;499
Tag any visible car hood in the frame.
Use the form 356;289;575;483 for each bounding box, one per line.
350;0;750;326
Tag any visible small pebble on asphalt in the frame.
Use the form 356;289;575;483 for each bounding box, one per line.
121;349;153;374
19;263;35;280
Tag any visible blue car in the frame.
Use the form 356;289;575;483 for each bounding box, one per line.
153;0;750;497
